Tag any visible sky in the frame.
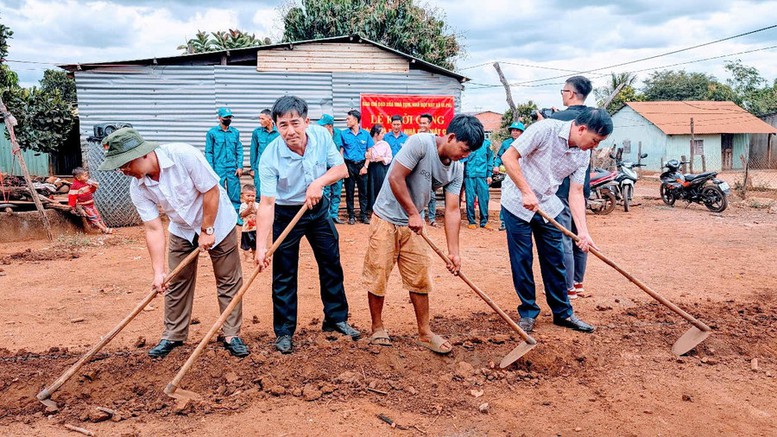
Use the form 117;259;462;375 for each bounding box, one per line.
2;0;777;113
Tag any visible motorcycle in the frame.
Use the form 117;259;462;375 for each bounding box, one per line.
659;159;730;213
613;153;648;212
588;168;617;215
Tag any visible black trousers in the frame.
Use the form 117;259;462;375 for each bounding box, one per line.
272;197;349;337
344;159;368;220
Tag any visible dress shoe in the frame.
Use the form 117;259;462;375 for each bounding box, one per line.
553;314;595;333
362;216;371;225
322;320;361;340
148;339;183;358
275;335;293;354
518;317;536;333
347;217;356;225
223;337;249;357
332;217;344;224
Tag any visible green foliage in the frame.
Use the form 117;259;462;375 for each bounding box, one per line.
595;72;644;113
282;0;462;70
725;59;777;116
3;86;76;154
0;63;17;89
491;101;537;144
40;69;77;103
641;70;736;102
0;17;11;59
177;29;270;54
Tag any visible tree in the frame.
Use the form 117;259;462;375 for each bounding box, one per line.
724;59;777;116
490;101;538;145
595;72;643;113
0;16;11;60
177;29;270;54
282;0;462;70
0;15;13;90
641;70;736;102
40;69;77;103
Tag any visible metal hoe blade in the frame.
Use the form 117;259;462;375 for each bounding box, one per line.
36;390;59;411
499;342;538;369
671;326;711;356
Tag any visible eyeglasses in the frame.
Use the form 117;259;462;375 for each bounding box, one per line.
560;89;576;95
117;162;132;173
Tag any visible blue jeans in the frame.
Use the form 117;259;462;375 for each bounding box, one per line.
557;197;588;289
504;208;573;320
465;177;489;226
425;189;438;222
324;179;343;219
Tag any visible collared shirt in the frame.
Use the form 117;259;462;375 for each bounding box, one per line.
249;125;280;172
341;127;373;162
259;124;344;205
463;139;493;178
501;120;590;223
205;125;243;172
551;105;592;199
495;137;514;168
367;140;393;164
130;143;237;245
384;131;408;157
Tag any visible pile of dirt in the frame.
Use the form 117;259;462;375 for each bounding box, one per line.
0;248;80;264
1;296;774;427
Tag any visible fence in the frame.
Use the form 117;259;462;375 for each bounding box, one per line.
82;140;142;227
0;132;52;176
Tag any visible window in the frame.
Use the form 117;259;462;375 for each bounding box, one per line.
693;139;704;155
623;140;631;154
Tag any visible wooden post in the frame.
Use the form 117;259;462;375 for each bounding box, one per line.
0;97;55;240
681;155;687;174
637;141;643;175
768;133;773;169
742;153;750;199
701;155;706;172
689;118;695;173
493;62;518;122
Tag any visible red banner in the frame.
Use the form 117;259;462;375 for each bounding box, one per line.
360;94;455;136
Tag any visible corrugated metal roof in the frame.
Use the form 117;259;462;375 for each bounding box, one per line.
59;35;469;83
626;101;777;135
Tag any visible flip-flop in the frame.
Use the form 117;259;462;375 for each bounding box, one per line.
368;329;392;347
414;334;452;354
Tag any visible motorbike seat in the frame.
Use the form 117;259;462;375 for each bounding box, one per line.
590;168;615;184
684;172;716;182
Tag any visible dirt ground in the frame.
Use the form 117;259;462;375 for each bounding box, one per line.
1;179;776;436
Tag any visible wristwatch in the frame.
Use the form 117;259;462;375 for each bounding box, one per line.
202;226;215;235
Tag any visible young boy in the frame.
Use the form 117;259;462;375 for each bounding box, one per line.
363;114;485;354
68;167;113;234
239;184;259;261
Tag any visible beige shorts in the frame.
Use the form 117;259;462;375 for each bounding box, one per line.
362;215;432;296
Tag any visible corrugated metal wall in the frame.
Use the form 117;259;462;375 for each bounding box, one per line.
0;131;51;176
75;66;463;168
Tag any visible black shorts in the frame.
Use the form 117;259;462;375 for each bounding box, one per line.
240;230;256;251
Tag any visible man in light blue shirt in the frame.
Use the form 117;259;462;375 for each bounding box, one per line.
205;107;244;224
384;115;408;157
255;95;359;354
341;109;373;225
249;108;280;194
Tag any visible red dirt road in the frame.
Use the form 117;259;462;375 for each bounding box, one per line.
0;180;775;436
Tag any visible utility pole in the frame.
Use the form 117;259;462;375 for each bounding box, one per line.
0;96;54;240
493;62;518;122
689;118;695;173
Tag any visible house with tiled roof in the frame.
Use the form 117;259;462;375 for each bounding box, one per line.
608;101;777;172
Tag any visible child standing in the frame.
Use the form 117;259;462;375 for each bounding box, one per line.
68;167;113;234
239;184;259;261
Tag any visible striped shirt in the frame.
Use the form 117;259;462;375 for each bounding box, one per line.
500;119;589;222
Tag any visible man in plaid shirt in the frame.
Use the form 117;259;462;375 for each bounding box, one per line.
500;108;613;333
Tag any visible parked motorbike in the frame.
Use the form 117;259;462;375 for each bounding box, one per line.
613;153;648;212
588;168;617;215
659;159;730;213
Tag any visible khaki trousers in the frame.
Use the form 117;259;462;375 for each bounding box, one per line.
163;228;243;341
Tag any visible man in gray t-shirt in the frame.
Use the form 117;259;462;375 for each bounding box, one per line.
363;115;484;355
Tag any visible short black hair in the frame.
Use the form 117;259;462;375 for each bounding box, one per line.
575;108;613;136
260;109;271;117
419;113;433;123
566;76;593;99
271;95;308;122
347;110;361;123
370;124;384;137
446;114;485;151
391;115;402;122
72;166;87;177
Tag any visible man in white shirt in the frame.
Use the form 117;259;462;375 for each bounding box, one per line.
500;109;613;334
99;128;248;359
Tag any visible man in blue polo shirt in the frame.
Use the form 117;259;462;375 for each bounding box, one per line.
318;114;346;224
249;108;280;194
463;137;494;229
205;107;244;223
341;109;373;225
384;115;408;156
255;96;359;354
495;121;525;230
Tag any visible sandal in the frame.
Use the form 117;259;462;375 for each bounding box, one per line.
368;329;392;347
103;228;114;234
414;334;452;354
